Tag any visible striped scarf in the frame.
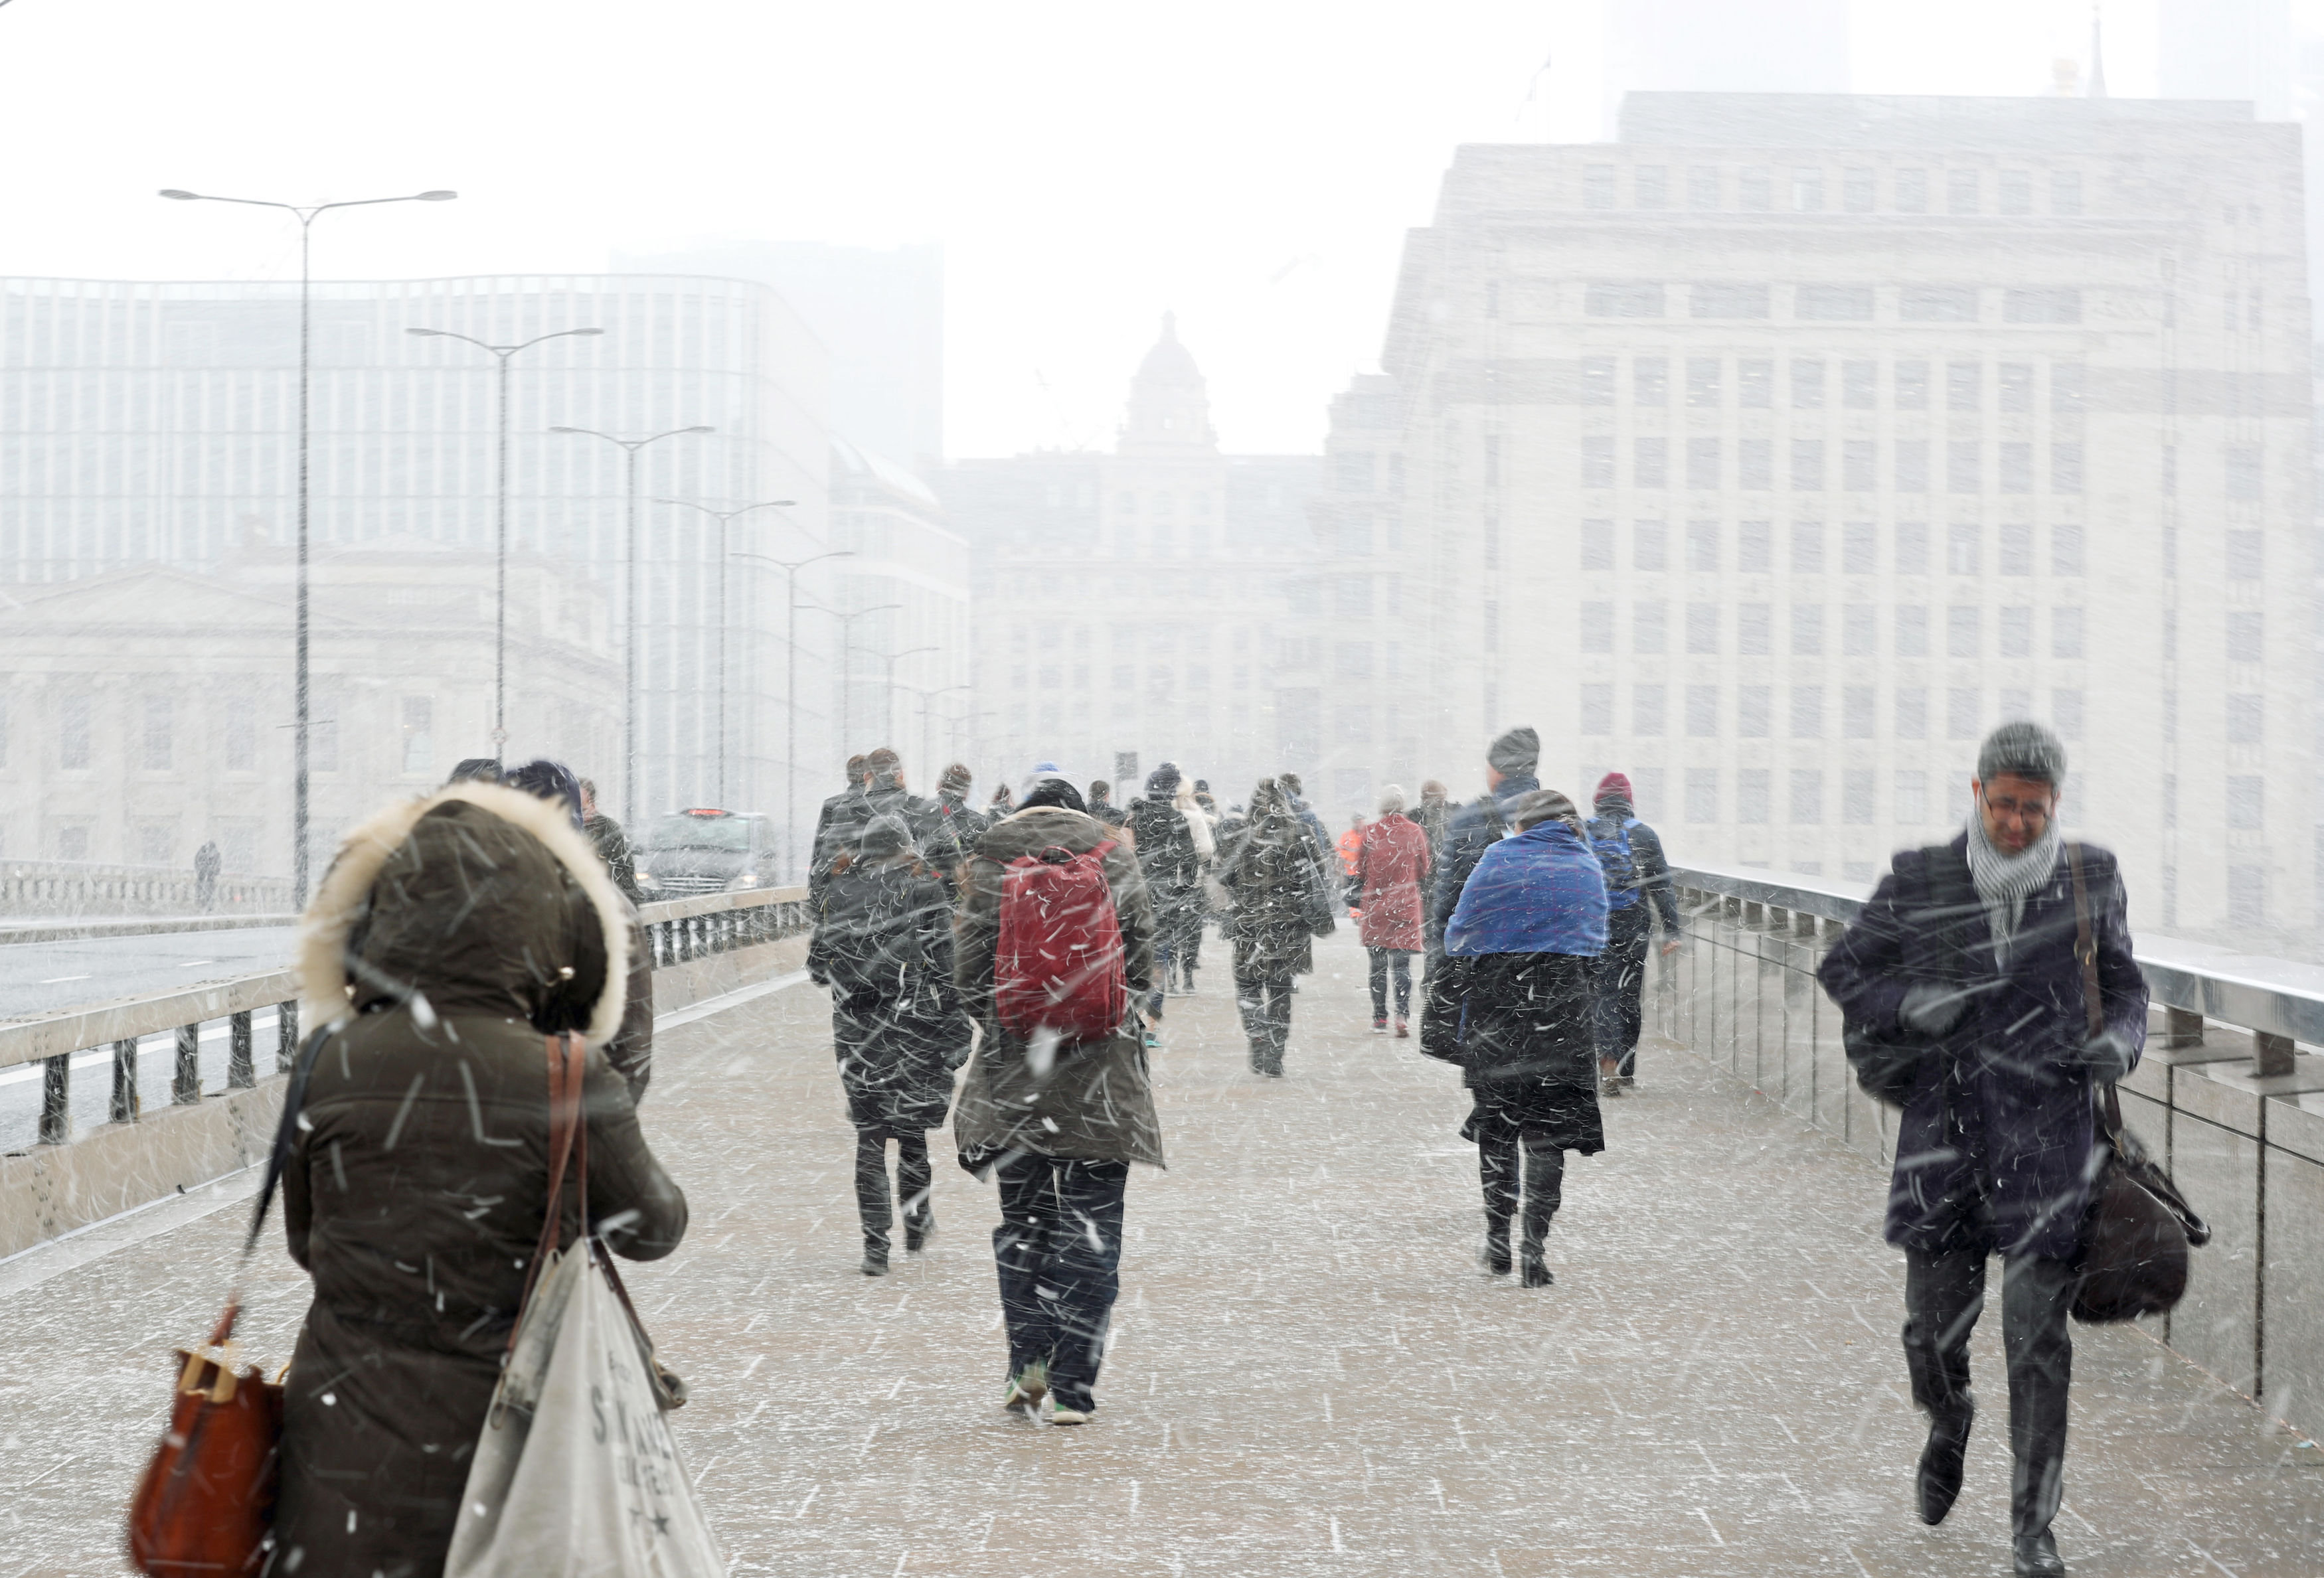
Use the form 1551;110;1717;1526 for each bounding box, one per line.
1964;811;2060;963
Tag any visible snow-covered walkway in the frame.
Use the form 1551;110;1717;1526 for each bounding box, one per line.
5;928;2321;1575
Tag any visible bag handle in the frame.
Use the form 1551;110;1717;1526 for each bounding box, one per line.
505;1032;586;1362
203;1021;332;1350
2064;841;2126;1141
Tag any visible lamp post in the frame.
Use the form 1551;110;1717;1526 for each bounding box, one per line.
899;683;972;779
161;185;456;905
549;425;714;825
407;326;603;761
732;550;854;880
855;645;938;756
795;595;900;754
659;499;794;804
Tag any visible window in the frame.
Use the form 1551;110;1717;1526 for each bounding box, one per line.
2227;611;2262;665
1632;600;1667;653
2052;607;2084;659
1790;359;1826;410
1633;519;1667;571
2226;694;2262;745
1999;170;2031;215
142;694;173;771
1895;440;1929;493
1791;521;1825;574
1580;601;1614;653
1845;769;1876;824
2052;170;2083;216
1896;689;1928;741
1947;441;1981;494
1737;603;1772;655
1999;441;2033;493
1687;437;1720;491
1896;360;1930;410
1584;165;1616;208
1633;356;1669;406
1738;439;1773;491
1738;685;1771;737
1791;605;1824;656
1687;520;1719;572
1845;686;1875;738
1687;686;1720;737
1896;168;1929;212
1948;605;1980;658
1843;521;1876;575
1946;169;1980;214
2226;446;2263;501
2050;443;2084;495
1586;282;1663;317
2054;522;2086;578
2224;529;2262;580
1687;767;1719;823
1797;285;1873;322
1841;360;1876;410
1581;356;1616;404
1634;437;1668;489
1901;287;1977;323
1738;360;1772;408
1736;769;1770;824
1896;769;1928;821
1116;491;1138;514
1999;605;2033;658
2004;289;2082;325
1791;770;1824;824
1689;166;1720;208
1997;524;2031;576
2051;362;2086;414
1895;605;1928;657
400;696;433;776
224;694;256;772
1946;361;1981;414
1333;451;1374;491
2053;688;2084;740
59;692;90;769
1738;520;1772;574
2227;775;2264;830
1843;441;1876;492
1693;283;1770;319
1582;435;1616;488
1633;165;1668;207
1792;684;1824;738
1792;167;1825;211
1791;439;1825;491
1686;358;1721;408
1843;604;1877;657
1580;683;1613;735
2229;868;2265;927
1334;577;1370;617
1580;519;1615;570
1686;603;1720;653
1633;684;1665;736
1739;167;1772;210
1999;687;2031;721
1948;687;1980;740
1946;523;1979;576
1843;167;1874;212
1895;522;1929;576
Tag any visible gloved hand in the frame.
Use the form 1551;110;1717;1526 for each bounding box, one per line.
2074;1027;2135;1083
1898;982;1973;1038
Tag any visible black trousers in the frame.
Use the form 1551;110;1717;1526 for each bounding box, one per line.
1477;1127;1565;1260
1902;1248;2079;1538
1593;904;1651;1076
854;1127;932;1250
1234;967;1294;1072
993;1153;1130;1413
1367;948;1414;1019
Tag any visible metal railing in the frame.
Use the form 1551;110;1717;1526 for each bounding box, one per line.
1;860;297;919
1658;860;2324;1435
1;884;809;1156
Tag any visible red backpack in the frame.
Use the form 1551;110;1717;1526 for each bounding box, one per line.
994;840;1129;1044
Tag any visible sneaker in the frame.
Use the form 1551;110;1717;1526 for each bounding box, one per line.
1598;1078;1623;1098
1394;1018;1410;1038
1142;1028;1162;1050
1520;1259;1554;1289
1372;1016;1388;1035
1003;1362;1048;1414
1046;1401;1090;1426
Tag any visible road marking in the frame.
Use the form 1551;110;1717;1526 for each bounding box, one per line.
36;975;90;985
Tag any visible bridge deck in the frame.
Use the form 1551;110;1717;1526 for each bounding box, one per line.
5;931;2321;1576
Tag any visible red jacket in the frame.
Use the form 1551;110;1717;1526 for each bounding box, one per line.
1354;813;1432;951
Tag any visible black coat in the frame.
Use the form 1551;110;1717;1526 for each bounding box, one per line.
1445;951;1605;1152
1126;797;1202;937
1218;812;1326;979
811;783;942;900
807;858;971;1133
1817;835;2147;1260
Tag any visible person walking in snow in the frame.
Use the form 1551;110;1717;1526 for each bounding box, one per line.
1428;728;1543;959
1125;761;1202;1040
1355;786;1431;1036
1216;778;1331;1077
1173;777;1218;992
1583;771;1681;1095
1431;788;1606;1287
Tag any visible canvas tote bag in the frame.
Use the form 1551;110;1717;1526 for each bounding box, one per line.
444;1035;721;1578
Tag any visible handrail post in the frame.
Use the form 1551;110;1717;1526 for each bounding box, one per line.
228;1010;255;1088
38;1054;70;1144
277;999;299;1073
173;1023;201;1105
112;1038;141;1123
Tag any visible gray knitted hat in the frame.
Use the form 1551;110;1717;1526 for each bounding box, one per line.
1977;720;2066;787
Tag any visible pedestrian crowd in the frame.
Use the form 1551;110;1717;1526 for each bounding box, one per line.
207;713;2129;1578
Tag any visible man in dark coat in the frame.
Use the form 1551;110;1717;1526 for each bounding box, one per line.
192;840;221;910
926;760;989;878
807;753;869;893
1125;760;1201;1031
1216;779;1327;1076
1086;778;1127;828
1428;727;1543;958
1277;771;1332;861
1817;722;2145;1578
578;775;643;904
812;748;938;900
1585;770;1681;1093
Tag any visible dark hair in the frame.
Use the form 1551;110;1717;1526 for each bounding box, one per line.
1021;778;1088;814
1279;772;1303;797
447;757;501;785
503;758;584;832
940;761;973;794
1088;780;1111;802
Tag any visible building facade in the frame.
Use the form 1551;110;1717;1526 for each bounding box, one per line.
1325;92;2315;953
827;437;973;777
934;320;1325;809
0;272;843;844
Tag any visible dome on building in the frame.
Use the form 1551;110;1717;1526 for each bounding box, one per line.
1119;311;1216;454
1132;311;1204;389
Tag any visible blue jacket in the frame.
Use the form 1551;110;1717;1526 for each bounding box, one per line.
1817;835;2147;1261
1446;821;1610;959
1428;774;1539;948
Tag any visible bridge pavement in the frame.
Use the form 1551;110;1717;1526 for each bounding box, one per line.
3;929;2321;1576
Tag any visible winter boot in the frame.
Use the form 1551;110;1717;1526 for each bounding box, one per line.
2011;1530;2064;1577
904;1206;935;1255
861;1237;889;1277
1916;1399;1975;1525
1479;1216;1512;1277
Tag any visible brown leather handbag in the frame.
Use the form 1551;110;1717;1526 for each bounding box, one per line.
127;1029;321;1575
2064;844;2210;1325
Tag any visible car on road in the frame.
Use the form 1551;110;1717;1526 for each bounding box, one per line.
637;809;780;896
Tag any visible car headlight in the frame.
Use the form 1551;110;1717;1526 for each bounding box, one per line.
723;872;760;892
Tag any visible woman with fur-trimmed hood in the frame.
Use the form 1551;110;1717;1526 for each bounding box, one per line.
269;779;689;1578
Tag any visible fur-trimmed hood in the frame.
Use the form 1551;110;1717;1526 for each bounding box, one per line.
299;781;631;1045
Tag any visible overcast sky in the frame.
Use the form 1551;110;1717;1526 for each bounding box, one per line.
0;2;2228;459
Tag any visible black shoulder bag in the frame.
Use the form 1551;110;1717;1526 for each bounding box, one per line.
1843;842;1974;1105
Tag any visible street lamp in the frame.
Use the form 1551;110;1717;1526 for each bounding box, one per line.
732;549;855;879
795;593;900;753
161;185;456;905
659;499;794;805
855;645;939;755
407;326;603;761
899;683;972;780
549;425;714;825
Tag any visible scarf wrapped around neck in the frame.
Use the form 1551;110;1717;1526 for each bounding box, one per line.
1964;811;2060;962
